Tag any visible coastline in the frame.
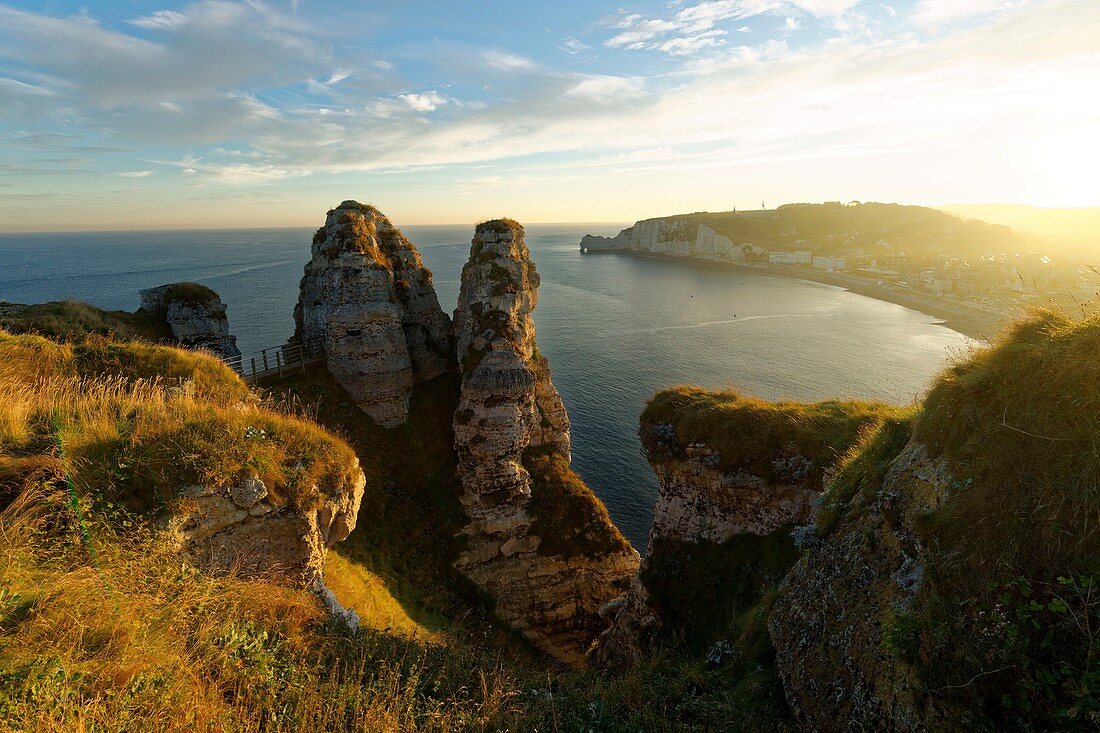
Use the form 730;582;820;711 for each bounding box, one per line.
583;250;1012;342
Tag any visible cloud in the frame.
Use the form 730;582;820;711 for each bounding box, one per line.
559;37;590;54
397;91;447;112
600;0;860;55
0;0;1095;206
129;10;188;30
911;0;1033;28
0;2;326;108
481;49;536;71
117;170;153;177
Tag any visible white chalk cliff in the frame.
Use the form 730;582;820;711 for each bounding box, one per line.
581;218;748;262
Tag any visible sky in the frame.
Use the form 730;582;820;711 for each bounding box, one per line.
0;0;1098;231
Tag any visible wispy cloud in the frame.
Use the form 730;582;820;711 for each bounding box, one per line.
601;0;861;55
128;10;188;30
911;0;1034;28
116;170;153;177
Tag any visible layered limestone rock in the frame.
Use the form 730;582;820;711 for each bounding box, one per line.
167;462;367;589
293;201;453;427
139;282;241;359
581;218;747;262
768;442;956;731
592;420;821;667
453;219;638;664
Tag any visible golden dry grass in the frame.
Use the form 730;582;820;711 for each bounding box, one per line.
0;330;357;514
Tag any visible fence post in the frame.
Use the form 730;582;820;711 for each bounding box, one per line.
250;357;257;383
277;351;284;378
262;351;269;372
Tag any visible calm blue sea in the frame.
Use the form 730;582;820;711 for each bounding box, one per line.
0;224;968;546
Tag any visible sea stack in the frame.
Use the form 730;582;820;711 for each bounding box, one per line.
293;201;453;427
139;282;241;360
452;219;638;664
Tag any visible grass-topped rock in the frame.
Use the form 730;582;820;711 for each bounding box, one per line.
770;309;1100;732
0;329;364;587
595;386;902;669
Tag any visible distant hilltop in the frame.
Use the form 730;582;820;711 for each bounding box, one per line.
580;202;1036;264
580;202;1100;322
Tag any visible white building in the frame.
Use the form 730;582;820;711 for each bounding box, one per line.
812;256;846;271
768;250;812;265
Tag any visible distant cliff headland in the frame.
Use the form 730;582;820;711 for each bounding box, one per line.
582;203;1099;341
1;200;1097;731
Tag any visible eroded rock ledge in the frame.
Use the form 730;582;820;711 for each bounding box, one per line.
593;388;903;668
452;219;638;664
167;464;366;588
294;201;453;427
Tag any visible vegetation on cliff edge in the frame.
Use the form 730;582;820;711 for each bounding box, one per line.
642;385;908;488
0;300;171;343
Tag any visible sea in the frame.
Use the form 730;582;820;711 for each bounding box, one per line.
0;224;970;547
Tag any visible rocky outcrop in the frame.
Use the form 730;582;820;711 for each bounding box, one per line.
167;462;366;589
453;219;638;664
293;201;453;427
643;435;819;546
139;282;241;359
768;441;955;732
581;218;748;262
592;420;821;667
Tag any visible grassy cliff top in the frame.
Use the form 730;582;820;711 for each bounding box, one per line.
642;385;908;487
159;281;221;307
524;446;634;560
475;217;524;236
917;309;1100;590
0;330;357;514
0;300;171;343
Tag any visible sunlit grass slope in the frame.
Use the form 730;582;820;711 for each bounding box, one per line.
0;330;790;731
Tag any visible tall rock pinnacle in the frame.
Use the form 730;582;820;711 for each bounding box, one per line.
452;219;638;664
294;201;453;427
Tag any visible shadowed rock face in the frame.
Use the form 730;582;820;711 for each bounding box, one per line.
294;201;453;427
166;460;367;589
591;422;820;668
768;442;955;732
452;219;638;664
139;283;241;360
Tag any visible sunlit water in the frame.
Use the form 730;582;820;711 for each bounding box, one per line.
0;224;969;546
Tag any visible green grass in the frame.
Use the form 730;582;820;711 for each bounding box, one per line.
158;282;221;308
642;386;908;489
916;309;1100;594
901;310;1100;727
814;412;916;534
523;446;634;560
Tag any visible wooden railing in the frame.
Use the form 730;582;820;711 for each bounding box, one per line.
224;336;325;384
